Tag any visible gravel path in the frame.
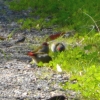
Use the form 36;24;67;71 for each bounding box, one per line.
0;0;78;100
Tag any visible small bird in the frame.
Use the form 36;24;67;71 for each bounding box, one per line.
34;42;49;54
45;32;66;42
51;42;65;52
27;52;52;64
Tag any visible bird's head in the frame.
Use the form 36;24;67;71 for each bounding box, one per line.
42;42;48;46
56;43;65;52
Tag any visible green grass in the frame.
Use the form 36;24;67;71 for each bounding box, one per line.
37;32;100;99
7;0;100;32
6;0;100;99
48;33;100;100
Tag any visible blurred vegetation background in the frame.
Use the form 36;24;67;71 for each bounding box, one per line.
7;0;100;33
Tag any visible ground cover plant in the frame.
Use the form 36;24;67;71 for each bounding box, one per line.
49;33;100;100
7;0;100;99
7;0;100;32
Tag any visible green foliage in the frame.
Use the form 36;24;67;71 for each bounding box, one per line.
7;0;34;11
7;0;100;32
48;34;100;100
63;65;100;100
18;18;50;30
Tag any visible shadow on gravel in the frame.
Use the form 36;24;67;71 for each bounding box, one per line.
47;95;67;100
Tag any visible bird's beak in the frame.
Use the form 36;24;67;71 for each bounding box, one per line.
27;51;34;56
26;51;45;56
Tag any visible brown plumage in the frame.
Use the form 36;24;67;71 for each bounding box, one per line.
45;32;65;42
27;52;52;63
